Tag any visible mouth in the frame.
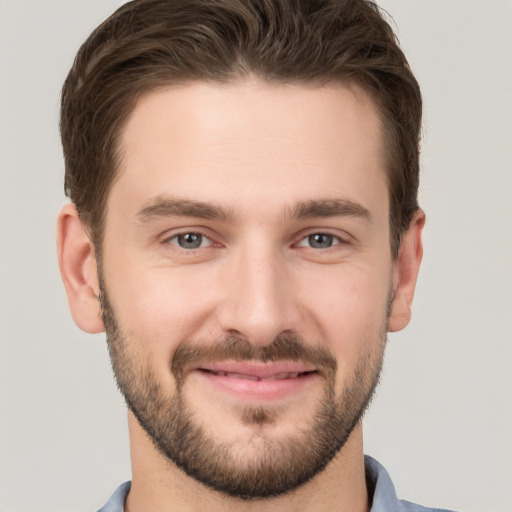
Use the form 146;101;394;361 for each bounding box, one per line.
192;361;320;401
200;369;316;381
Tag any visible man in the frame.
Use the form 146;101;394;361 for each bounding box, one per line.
56;0;453;511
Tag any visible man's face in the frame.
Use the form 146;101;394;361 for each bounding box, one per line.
100;80;394;498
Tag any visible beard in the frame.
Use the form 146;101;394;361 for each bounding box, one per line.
100;284;386;500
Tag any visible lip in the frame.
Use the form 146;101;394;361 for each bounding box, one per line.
192;361;319;401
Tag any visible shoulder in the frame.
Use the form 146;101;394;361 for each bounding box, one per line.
365;456;458;512
97;481;131;512
399;501;458;512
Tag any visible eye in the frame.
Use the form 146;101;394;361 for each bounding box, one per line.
298;233;341;249
168;232;212;249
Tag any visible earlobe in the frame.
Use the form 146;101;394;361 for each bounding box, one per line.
56;204;105;334
387;210;425;333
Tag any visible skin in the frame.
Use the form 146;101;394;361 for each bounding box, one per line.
57;79;424;512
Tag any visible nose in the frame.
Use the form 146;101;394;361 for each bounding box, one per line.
216;242;301;347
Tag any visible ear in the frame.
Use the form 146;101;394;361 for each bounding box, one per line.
387;210;425;333
56;203;104;333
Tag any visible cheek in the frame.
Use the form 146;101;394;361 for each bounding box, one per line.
103;239;392;387
106;264;220;353
299;264;390;375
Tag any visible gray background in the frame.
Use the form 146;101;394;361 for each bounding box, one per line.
1;1;511;511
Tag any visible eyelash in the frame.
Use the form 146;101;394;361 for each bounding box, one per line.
166;231;214;250
296;233;344;250
164;231;346;251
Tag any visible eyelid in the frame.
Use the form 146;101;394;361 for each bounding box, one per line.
160;228;217;247
294;229;352;247
158;226;352;251
168;232;213;248
296;233;342;248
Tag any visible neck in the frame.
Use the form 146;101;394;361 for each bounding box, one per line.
125;412;370;512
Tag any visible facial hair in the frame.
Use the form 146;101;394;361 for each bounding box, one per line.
100;284;386;500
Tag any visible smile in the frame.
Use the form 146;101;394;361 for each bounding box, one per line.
193;362;320;401
200;369;315;381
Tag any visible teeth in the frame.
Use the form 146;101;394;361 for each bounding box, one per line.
267;372;300;380
226;372;259;381
209;370;307;380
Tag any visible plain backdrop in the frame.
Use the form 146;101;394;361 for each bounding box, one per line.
0;1;511;511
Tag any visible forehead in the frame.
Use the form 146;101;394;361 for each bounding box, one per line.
110;79;387;221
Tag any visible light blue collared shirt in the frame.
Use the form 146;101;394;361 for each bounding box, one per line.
97;456;457;511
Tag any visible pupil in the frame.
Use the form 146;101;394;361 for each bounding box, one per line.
179;233;202;249
310;233;332;248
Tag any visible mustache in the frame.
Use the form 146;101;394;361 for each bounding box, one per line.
171;332;337;386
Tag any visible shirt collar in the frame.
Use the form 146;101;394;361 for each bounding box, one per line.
98;456;413;512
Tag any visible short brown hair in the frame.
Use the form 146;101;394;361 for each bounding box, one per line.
60;0;422;255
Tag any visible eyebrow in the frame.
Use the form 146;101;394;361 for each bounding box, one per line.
135;197;235;223
134;196;371;224
291;199;372;221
